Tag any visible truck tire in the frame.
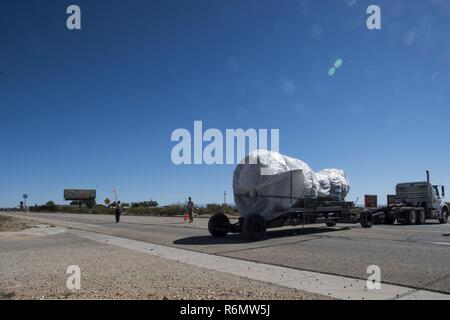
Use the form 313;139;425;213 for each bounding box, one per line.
439;207;449;224
243;214;267;241
326;222;337;227
360;210;373;228
415;210;426;225
208;213;230;237
403;210;416;225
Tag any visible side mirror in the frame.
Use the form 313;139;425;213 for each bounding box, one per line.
442;186;445;198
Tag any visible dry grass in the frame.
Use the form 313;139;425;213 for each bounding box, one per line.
0;215;33;232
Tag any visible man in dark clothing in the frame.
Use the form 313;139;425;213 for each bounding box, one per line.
187;197;194;223
115;201;123;223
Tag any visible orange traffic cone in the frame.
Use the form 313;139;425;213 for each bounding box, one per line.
184;213;189;222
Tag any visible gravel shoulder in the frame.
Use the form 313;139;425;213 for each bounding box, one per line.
0;215;35;232
0;217;329;300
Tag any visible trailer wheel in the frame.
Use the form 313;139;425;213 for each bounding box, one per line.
439;207;448;224
208;213;230;237
360;210;373;228
243;215;267;241
415;210;426;225
326;222;337;227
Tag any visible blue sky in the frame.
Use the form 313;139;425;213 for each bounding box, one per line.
1;0;450;207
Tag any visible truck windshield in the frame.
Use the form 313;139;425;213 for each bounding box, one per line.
433;186;440;197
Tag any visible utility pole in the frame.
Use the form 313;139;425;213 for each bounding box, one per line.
224;191;227;205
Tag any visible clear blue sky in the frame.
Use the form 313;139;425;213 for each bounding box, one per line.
1;0;450;207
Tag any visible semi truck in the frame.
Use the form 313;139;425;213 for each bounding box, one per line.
208;170;448;241
366;171;449;225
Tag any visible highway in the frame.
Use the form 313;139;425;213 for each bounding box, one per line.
3;211;449;295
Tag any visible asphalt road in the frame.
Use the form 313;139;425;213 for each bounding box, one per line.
5;212;450;294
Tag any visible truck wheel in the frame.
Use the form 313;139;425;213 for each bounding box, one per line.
360;210;373;228
439;207;449;224
326;222;337;227
415;210;426;225
208;213;230;237
243;215;267;241
404;210;416;225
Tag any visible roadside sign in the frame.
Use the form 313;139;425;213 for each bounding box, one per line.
364;195;378;208
387;195;398;206
64;189;96;201
23;194;28;199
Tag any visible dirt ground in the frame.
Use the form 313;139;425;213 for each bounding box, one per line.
0;215;33;232
0;215;329;300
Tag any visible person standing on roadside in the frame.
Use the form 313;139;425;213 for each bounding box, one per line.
115;201;123;223
187;197;194;223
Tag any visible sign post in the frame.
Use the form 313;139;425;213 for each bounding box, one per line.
22;194;28;211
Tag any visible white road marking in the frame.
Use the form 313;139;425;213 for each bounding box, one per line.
426;242;450;246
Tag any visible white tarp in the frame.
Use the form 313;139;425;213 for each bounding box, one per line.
233;150;350;220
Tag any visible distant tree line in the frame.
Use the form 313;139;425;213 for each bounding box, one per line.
28;200;237;217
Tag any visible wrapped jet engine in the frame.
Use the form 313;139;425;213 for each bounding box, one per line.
233;150;350;220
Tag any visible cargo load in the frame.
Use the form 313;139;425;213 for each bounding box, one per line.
233;150;350;220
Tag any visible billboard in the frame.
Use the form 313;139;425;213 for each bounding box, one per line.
64;189;96;201
364;195;378;208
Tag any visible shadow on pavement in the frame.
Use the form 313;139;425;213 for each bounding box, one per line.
173;226;351;245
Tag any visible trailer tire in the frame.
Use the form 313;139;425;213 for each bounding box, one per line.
326;222;337;227
439;207;448;224
415;210;426;225
208;213;230;237
360;210;373;228
243;214;267;241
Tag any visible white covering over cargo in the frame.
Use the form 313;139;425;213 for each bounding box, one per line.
233;150;350;220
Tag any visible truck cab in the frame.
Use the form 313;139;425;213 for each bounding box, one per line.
431;185;445;211
394;171;448;224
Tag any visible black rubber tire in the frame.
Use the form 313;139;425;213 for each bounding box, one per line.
326;222;337;227
404;210;416;225
416;210;426;225
439;207;449;224
360;210;373;228
208;213;230;237
243;215;267;241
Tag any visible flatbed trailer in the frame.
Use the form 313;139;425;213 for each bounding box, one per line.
366;203;448;225
208;199;373;241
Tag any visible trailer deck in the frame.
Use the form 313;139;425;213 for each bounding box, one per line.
208;199;373;241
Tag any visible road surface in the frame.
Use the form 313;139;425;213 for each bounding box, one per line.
2;212;450;295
